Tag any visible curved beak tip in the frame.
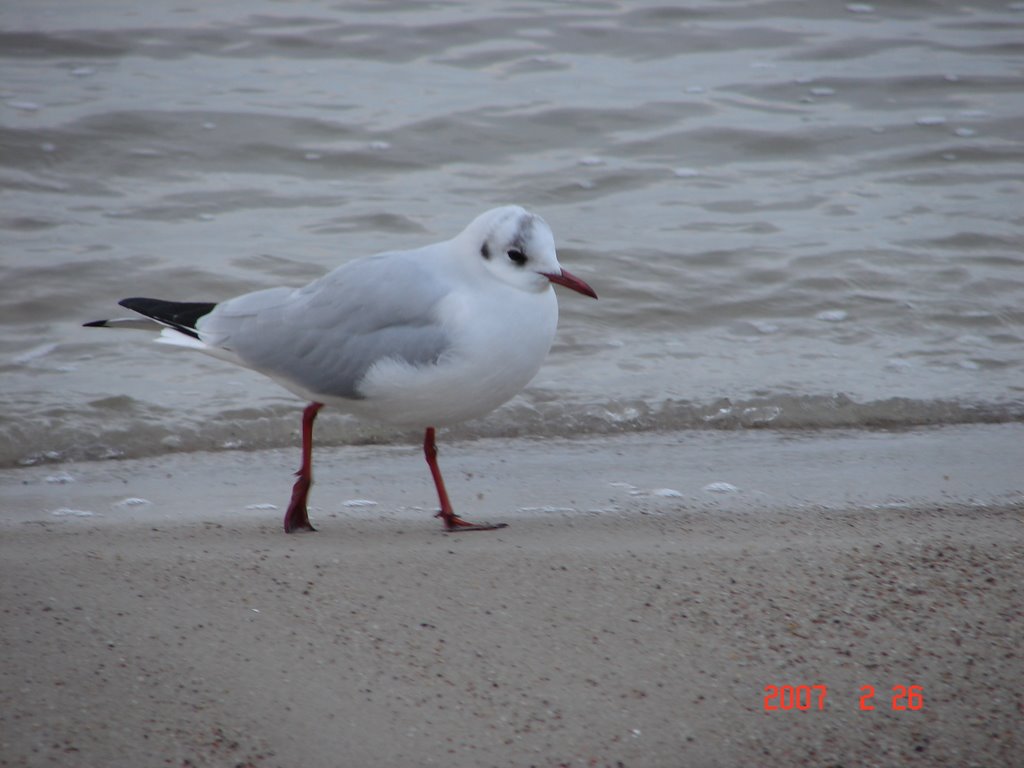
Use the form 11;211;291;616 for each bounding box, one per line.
544;268;598;299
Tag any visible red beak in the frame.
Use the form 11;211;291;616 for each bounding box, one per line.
542;268;598;299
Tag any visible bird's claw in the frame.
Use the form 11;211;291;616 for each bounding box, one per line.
437;511;508;532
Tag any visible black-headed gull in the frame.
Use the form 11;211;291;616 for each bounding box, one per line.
86;206;597;532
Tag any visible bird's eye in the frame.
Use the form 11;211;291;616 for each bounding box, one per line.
507;249;527;266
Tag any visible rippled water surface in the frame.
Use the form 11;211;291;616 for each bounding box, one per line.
2;0;1023;466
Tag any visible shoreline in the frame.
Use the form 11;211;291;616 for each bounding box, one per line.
2;426;1021;766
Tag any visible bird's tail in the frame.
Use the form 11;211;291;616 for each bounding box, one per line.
84;297;217;339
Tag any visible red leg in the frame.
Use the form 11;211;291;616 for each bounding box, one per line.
283;402;323;533
423;427;507;532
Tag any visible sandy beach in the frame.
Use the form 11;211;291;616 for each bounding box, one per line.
1;426;1021;767
5;1;1024;764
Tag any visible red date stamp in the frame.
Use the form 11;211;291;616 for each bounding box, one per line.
763;684;923;711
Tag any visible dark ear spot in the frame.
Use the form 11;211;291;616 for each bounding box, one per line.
481;242;491;260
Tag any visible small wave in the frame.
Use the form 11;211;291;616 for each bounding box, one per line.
451;393;1024;439
3;393;1021;469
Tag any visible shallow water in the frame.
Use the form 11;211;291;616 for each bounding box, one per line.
2;0;1023;467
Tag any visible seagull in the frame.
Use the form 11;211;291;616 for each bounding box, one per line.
85;206;597;533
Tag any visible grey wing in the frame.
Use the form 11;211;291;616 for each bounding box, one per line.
196;253;452;399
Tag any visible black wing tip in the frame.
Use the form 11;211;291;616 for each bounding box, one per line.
115;297;217;340
83;319;110;328
118;297;158;312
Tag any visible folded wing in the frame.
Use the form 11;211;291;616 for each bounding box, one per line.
196;252;453;400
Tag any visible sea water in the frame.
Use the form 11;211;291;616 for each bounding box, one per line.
2;0;1022;467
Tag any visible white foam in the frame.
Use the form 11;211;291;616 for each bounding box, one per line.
703;482;740;494
7;100;41;111
114;497;152;508
51;508;96;517
816;309;848;322
13;343;58;364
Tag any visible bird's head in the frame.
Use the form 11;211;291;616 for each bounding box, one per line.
462;206;597;299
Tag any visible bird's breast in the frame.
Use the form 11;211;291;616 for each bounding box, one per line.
355;286;558;428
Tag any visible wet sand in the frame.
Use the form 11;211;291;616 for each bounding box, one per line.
2;427;1022;767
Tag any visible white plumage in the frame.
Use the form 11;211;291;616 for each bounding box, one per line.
87;206;597;532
